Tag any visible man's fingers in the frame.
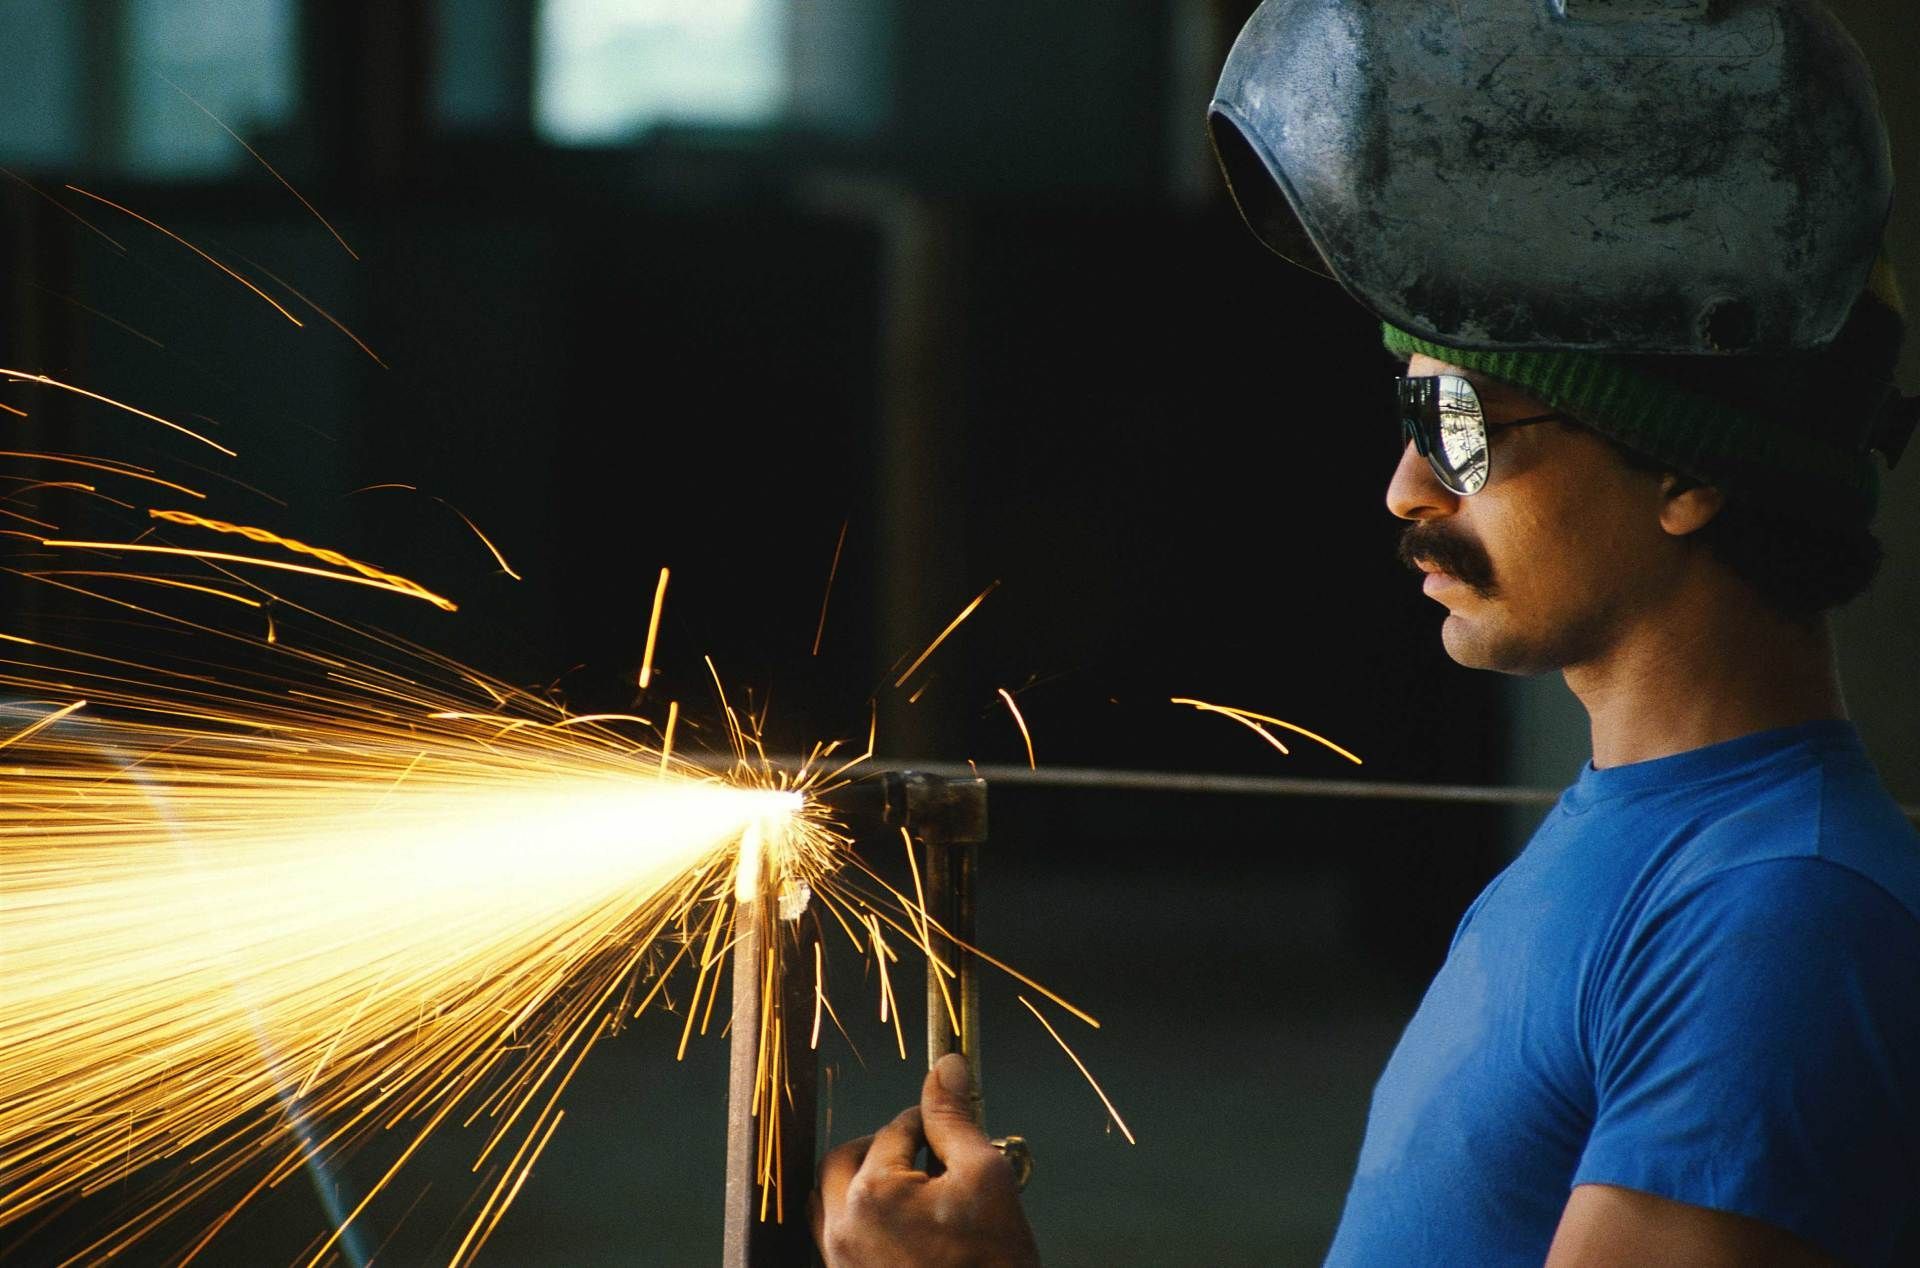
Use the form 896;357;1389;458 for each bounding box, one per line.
919;1053;998;1170
817;1132;872;1211
859;1104;928;1175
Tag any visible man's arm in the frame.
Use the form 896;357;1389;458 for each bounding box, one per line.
811;1053;1039;1267
1546;1183;1839;1268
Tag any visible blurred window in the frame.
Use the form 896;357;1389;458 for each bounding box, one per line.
123;0;299;177
0;1;86;170
0;0;297;176
534;0;789;144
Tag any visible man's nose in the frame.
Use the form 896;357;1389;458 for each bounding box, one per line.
1386;439;1460;522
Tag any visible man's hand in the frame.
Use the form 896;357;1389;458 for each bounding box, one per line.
810;1052;1040;1267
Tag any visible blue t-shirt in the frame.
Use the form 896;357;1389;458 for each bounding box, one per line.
1325;721;1920;1266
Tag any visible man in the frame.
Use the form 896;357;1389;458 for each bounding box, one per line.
814;0;1920;1262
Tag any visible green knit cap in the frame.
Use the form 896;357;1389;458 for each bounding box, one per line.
1382;257;1908;529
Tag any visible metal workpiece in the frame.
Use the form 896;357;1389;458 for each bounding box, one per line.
722;904;819;1268
1208;0;1892;354
924;830;983;1121
828;771;991;1113
827;769;989;846
723;770;997;1266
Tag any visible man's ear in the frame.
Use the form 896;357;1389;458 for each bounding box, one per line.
1658;476;1724;538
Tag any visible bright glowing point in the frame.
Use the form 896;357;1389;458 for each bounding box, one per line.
733;796;803;903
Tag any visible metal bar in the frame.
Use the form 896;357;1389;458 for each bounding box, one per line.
707;753;1920;819
721;903;764;1268
924;837;982;1123
722;905;820;1267
891;761;1563;806
855;761;1920;822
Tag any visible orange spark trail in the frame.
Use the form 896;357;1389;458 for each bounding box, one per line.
0;370;236;455
893;579;1000;688
0;698;85;752
1171;696;1364;765
0;450;205;499
141;508;456;610
27;571;264;608
447;504;519;580
1018;996;1135;1144
38;540;456;611
0;165;127;252
350;485;520;577
152;71;360;261
812;519;848;656
29;283;167;349
639;566;669;690
659;700;679;774
997;687;1036;769
63;186;304;328
241;259;385;366
0;402;25;418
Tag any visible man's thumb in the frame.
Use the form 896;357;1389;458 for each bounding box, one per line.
921;1053;989;1154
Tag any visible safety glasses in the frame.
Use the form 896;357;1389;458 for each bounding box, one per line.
1397;374;1564;495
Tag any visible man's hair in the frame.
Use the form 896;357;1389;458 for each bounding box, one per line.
1596;430;1882;622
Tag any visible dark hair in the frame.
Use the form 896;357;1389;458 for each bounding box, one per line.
1599;432;1882;621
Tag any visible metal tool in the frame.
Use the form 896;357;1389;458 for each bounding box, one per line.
721;770;1024;1266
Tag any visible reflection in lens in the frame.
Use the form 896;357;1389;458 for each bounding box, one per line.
1436;375;1488;494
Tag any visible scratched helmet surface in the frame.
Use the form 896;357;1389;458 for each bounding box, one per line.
1207;0;1894;355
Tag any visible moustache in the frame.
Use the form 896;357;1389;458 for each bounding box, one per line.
1397;522;1497;596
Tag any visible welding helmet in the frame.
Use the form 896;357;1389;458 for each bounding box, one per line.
1206;0;1894;356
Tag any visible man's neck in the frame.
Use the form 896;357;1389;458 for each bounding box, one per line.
1562;584;1846;770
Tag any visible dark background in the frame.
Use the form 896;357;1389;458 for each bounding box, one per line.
1;2;1915;1263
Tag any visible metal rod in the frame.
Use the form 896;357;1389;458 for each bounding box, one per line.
721;904;763;1268
895;762;1564;805
722;904;819;1268
924;837;982;1123
858;761;1920;821
701;754;1920;820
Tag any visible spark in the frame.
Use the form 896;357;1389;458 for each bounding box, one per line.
1171;696;1364;765
810;941;825;1050
0;449;206;498
659;700;679;774
893;579;1000;689
0;382;1108;1264
150;70;360;262
240;257;386;367
0;659;836;1264
447;505;518;580
1017;996;1135;1145
0;402;25;418
27;570;264;608
64;186;305;327
29;282;167;349
0;165;127;252
0;697;86;751
812;519;848;656
996;687;1036;769
0;369;237;455
349;485;520;579
39;538;457;612
124;507;450;609
639;566;669;690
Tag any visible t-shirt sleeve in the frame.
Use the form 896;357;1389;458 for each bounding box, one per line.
1574;857;1920;1266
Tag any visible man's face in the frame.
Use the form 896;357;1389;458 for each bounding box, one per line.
1390;355;1685;675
